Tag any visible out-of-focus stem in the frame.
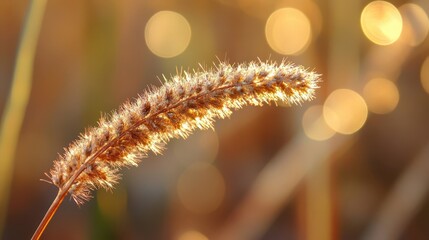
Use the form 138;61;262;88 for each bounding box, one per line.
216;133;354;240
362;143;429;240
0;0;47;237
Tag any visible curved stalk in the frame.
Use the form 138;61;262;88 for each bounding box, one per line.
33;60;320;238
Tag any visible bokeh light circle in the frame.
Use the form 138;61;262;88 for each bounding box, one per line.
177;162;225;214
400;3;429;46
265;8;312;55
421;56;429;94
145;11;191;58
302;105;336;141
363;78;399;114
361;1;403;45
323;89;368;135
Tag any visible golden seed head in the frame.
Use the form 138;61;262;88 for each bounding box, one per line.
46;60;321;204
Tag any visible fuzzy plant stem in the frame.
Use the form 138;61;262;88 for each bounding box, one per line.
31;60;320;239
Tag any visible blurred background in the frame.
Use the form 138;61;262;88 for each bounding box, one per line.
1;0;429;239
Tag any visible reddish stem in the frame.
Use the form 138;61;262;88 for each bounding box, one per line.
31;190;66;240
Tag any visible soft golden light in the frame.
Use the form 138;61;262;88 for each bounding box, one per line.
197;130;219;163
363;78;400;114
178;230;209;240
323;89;368;135
421;56;429;94
399;3;429;47
237;0;270;19
302;105;336;141
177;162;225;214
265;8;312;55
145;11;191;58
400;3;429;46
172;130;219;165
361;1;403;45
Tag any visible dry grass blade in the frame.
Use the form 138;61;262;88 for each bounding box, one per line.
0;0;47;237
32;60;320;239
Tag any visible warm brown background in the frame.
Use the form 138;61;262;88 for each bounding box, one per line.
1;0;429;239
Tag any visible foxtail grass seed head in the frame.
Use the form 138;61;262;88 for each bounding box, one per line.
46;60;320;204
